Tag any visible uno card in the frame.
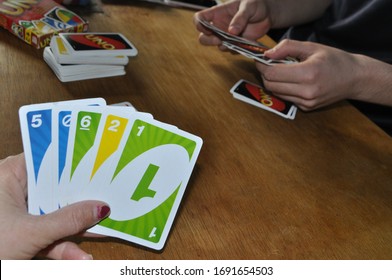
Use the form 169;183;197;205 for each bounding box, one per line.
59;33;138;57
56;106;202;250
87;113;203;250
222;41;296;65
57;106;136;206
19;103;55;215
45;7;86;26
44;34;136;82
20;99;203;250
49;35;129;65
198;18;297;65
110;101;137;110
41;17;71;30
164;0;218;10
18;20;34;29
230;79;297;119
44;48;125;76
51;99;106;206
32;20;56;34
19;98;106;215
43;47;126;82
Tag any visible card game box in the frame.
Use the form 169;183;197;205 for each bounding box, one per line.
0;0;88;49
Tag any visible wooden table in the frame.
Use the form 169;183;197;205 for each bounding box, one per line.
1;2;392;260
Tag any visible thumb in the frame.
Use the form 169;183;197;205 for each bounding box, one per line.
228;1;254;35
37;201;110;242
265;39;313;61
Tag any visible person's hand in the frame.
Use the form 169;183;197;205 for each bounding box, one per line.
193;0;271;48
0;153;111;260
256;39;369;111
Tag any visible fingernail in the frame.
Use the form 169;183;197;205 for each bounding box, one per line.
265;47;276;54
98;205;110;219
81;254;93;260
228;25;239;34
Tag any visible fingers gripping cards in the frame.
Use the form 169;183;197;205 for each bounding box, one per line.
19;98;203;250
198;18;297;65
197;19;299;118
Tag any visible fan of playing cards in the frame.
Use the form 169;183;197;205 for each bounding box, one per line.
19;98;203;250
44;33;138;82
198;18;297;66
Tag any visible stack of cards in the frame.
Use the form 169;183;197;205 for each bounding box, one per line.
44;33;138;82
164;0;219;10
138;0;219;10
19;98;203;250
230;80;297;119
198;18;297;65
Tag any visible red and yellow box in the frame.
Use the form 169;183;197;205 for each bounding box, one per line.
0;0;88;49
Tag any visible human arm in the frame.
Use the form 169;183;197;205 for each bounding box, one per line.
193;0;332;45
257;39;392;111
265;0;332;29
0;153;111;260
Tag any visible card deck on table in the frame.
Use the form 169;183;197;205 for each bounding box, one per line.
44;33;137;82
50;35;130;65
43;47;126;82
19;98;203;250
59;33;138;57
230;79;297;119
198;18;297;65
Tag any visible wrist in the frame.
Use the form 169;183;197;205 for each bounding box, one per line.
351;54;392;106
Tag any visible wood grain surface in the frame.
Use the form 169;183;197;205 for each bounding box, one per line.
1;2;391;259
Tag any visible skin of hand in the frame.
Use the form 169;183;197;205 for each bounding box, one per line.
193;0;392;111
193;0;332;48
0;153;111;260
258;39;392;110
193;0;271;48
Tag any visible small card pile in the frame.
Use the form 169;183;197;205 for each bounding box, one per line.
230;79;297;119
19;98;203;250
44;33;138;82
198;18;297;65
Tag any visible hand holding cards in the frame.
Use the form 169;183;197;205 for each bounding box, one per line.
197;18;298;119
19;98;202;250
44;33;138;82
197;18;297;65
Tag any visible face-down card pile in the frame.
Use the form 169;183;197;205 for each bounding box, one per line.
44;33;138;82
